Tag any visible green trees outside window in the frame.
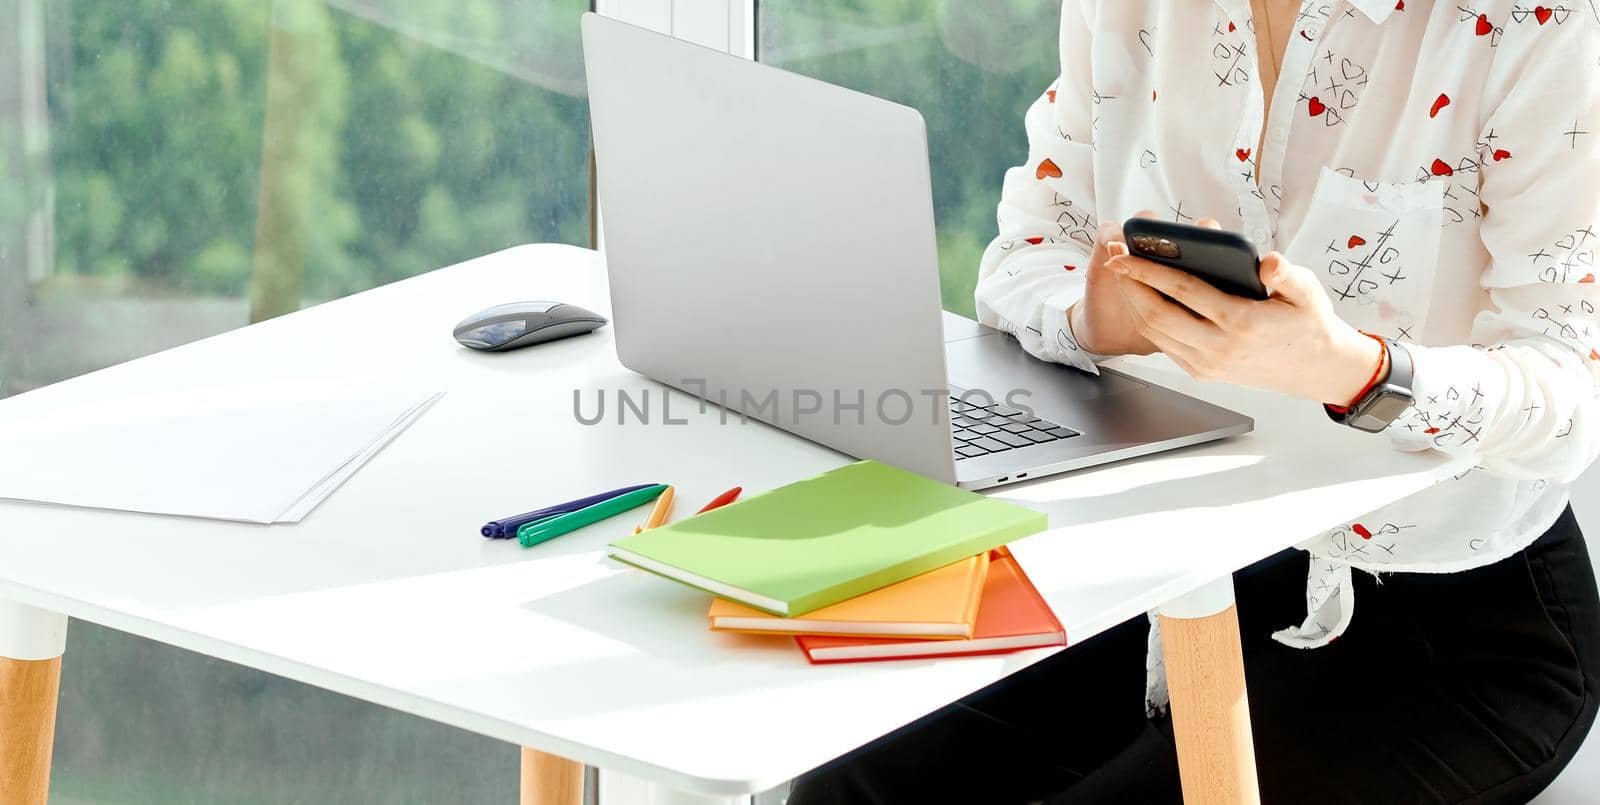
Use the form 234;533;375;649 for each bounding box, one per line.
760;0;1059;317
2;0;590;394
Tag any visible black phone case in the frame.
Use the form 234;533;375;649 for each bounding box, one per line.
1122;218;1269;301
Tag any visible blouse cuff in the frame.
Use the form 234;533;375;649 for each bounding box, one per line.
1040;291;1105;375
1385;343;1497;455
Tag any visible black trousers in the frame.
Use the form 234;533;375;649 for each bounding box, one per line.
789;506;1600;805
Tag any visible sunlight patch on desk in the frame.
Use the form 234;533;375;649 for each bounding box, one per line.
166;552;641;687
1007;461;1464;640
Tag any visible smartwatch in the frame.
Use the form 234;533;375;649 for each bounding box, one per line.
1325;337;1414;433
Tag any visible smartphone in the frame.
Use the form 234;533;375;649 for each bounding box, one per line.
1121;218;1269;301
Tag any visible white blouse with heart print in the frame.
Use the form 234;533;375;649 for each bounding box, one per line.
974;0;1600;661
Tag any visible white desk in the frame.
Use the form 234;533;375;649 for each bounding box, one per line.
0;244;1463;803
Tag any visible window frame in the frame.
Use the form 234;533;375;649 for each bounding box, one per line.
592;0;754;57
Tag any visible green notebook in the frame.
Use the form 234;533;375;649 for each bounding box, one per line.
606;461;1047;617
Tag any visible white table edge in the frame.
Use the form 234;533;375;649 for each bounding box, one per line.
0;580;782;797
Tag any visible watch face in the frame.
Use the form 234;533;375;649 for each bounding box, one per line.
1351;388;1412;432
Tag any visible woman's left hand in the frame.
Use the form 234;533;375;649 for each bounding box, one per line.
1107;223;1385;406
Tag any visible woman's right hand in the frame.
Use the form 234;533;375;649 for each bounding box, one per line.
1068;214;1160;356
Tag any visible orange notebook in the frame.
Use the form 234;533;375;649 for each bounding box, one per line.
796;548;1065;663
709;553;989;639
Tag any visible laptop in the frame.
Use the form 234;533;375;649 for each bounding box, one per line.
581;13;1252;490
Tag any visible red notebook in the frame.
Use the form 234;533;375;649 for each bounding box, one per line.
796;547;1066;663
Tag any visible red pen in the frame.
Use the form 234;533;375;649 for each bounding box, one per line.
695;486;743;514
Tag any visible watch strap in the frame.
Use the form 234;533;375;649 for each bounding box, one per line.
1382;336;1414;393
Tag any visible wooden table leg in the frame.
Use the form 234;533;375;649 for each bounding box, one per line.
1158;578;1260;805
521;747;584;805
0;600;69;805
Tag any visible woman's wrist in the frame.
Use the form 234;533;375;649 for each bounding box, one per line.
1067;302;1103;354
1324;328;1389;407
1068;300;1150;357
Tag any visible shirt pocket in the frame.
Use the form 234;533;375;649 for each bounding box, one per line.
1282;167;1446;336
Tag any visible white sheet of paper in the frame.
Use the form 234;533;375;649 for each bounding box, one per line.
274;391;443;523
0;381;443;524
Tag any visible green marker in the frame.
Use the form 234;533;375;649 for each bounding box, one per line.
518;484;669;547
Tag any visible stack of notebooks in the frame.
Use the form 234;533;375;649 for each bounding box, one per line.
607;461;1065;664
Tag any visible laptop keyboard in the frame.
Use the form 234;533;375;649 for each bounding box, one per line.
948;395;1079;460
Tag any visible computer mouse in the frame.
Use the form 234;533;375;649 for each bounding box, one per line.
452;301;608;351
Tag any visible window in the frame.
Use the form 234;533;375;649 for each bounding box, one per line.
1;0;591;396
1;1;590;800
758;0;1061;317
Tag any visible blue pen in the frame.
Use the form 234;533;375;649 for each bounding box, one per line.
518;484;669;547
480;483;659;539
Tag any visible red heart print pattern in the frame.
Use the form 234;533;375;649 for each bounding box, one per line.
1476;13;1493;35
1236;148;1252;162
1024;236;1045;245
1228;21;1236;32
1535;6;1553;24
1353;523;1373;539
1036;159;1062;180
1592;350;1600;361
1047;89;1057;103
1348;235;1367;248
1580;274;1596;283
1430;93;1451;118
1431;158;1454;176
1063;264;1077;271
1395;0;1405;9
1425;427;1442;434
1493;149;1513;161
1308;96;1327;117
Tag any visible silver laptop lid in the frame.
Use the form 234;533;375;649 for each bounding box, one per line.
582;13;957;482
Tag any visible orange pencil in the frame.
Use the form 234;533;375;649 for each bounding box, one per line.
633;485;675;534
696;486;743;514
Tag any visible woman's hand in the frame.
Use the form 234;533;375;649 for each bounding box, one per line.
1067;214;1160;356
1108;237;1385;406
